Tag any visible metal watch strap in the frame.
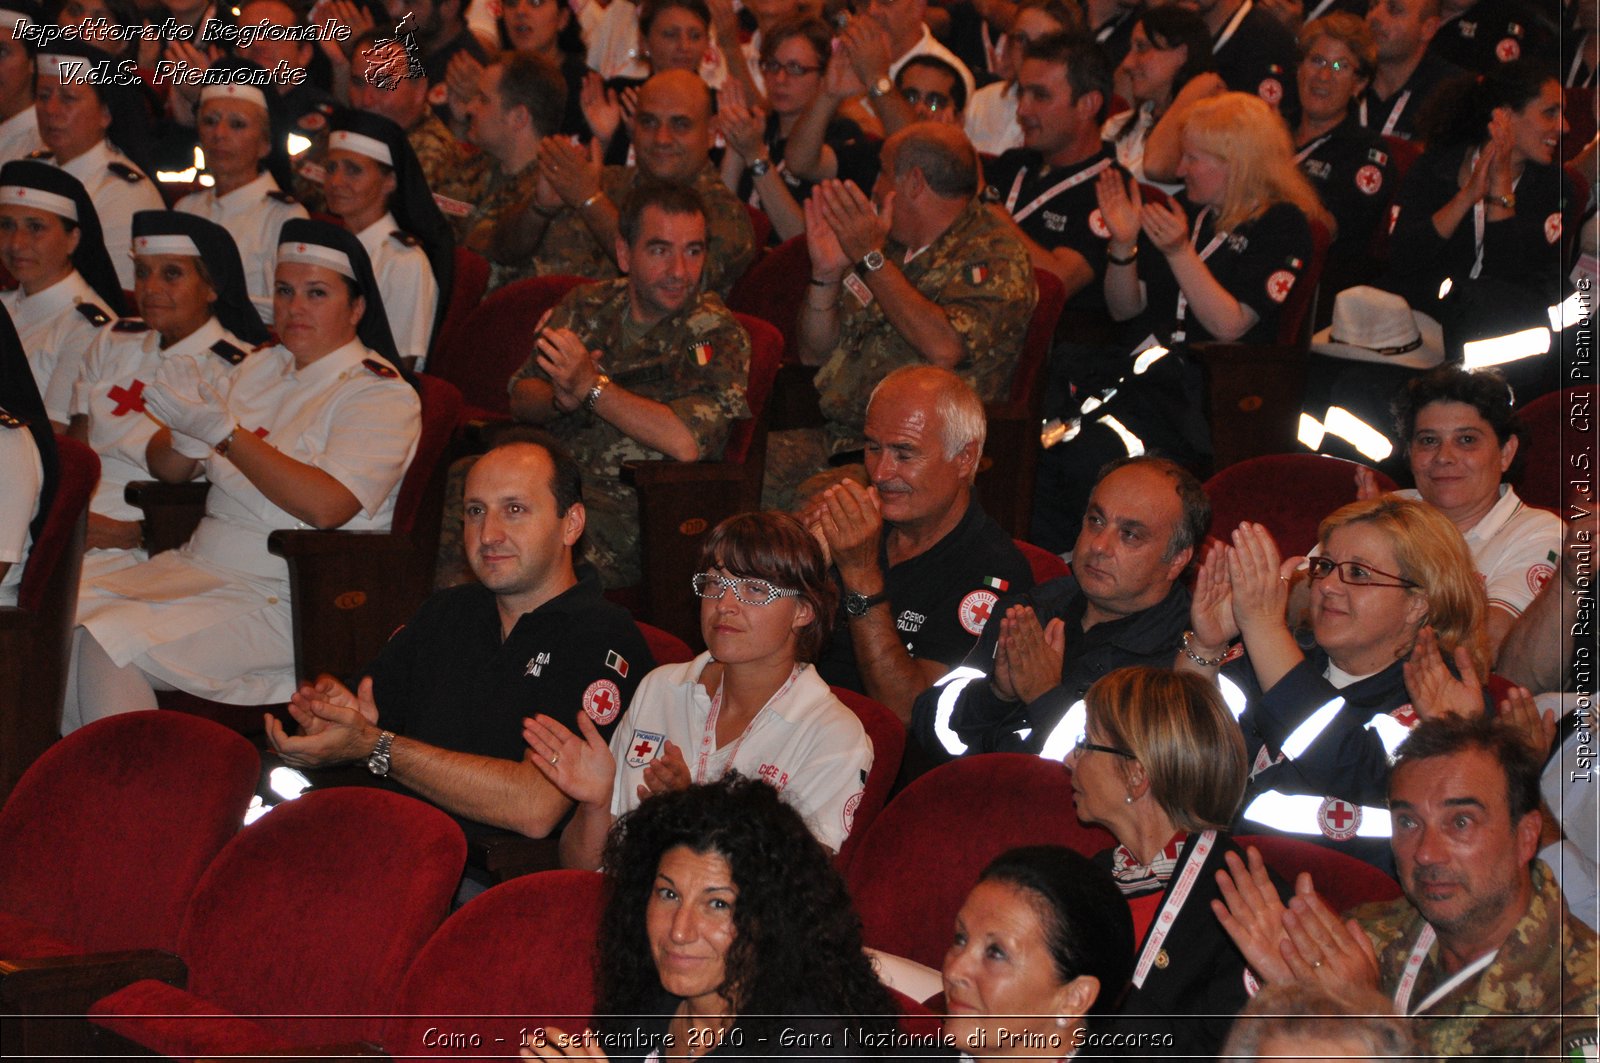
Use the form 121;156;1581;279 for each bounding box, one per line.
367;730;395;776
582;373;611;413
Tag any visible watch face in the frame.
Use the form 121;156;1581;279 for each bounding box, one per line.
862;249;886;272
843;593;868;616
368;752;391;776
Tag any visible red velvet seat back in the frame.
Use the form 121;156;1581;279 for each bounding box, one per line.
431;275;589;417
1515;384;1595;514
1013;539;1069;584
0;712;258;953
394;374;464;538
844;754;1114;969
381;869;606;1059
177;788;465;1045
1204;454;1398;559
17;436;99;613
829;686;906;871
637;621;694;665
727;234;807;364
1236;834;1401;914
726;313;782;465
743;203;773;250
427;247;491;374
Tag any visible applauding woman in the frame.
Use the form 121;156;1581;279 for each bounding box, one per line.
66;220;419;729
524;511;873;870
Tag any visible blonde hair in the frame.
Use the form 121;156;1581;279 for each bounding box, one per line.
1180;92;1329;233
1318;497;1489;677
1085;667;1247;831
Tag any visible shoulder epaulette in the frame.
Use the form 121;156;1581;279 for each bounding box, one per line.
251;341;274;353
362;357;399;378
266;188;299;204
390;230;420;247
107;161;145;183
210;339;247;365
0;407;21;429
24;148;51;160
111;317;150;333
75;302;111;326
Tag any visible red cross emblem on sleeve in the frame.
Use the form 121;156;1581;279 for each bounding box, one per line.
1545;213;1562;244
107;380;146;416
1318;797;1361;841
1495;36;1520;61
1355;164;1383;196
958;589;999;636
583;679;622;724
1266;270;1296;303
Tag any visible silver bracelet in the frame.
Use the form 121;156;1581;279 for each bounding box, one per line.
1181;629;1230;667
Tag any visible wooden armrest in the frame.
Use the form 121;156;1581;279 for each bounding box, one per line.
467;832;561;883
0;949;186;1012
125;480;209;555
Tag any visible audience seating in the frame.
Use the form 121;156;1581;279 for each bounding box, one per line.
843;753;1114;969
637;620;695;666
622;312;784;645
0;712;258;1058
86;788;464;1059
975;270;1068;538
728;233;807;365
1515;383;1595;514
1014;539;1069;584
1237;834;1402;914
744;203;773;250
0;436;97;800
830;686;907;872
1204;453;1397;558
1192;218;1331;472
426;246;491;374
127;375;463;734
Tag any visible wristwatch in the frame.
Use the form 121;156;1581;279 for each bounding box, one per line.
367;730;395;777
868;76;893;99
842;589;888;618
749;156;772;178
860;248;886;273
582;372;612;413
1486;192;1516;209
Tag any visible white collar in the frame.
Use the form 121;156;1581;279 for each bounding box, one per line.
355;211;400;249
1460;483;1524;545
153;316;227;361
12;268;95;316
56;139;114;182
208;169;278;209
285;335;372;387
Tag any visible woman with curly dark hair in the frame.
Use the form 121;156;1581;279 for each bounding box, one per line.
523;775;899;1063
525;511;874;871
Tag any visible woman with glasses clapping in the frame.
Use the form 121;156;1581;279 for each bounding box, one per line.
1177;497;1489;874
523;511;873;870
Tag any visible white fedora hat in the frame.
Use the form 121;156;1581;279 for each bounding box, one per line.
1311;285;1445;369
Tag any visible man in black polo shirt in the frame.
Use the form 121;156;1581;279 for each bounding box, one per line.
985;32;1121;318
1426;0;1557;74
801;366;1033;728
1362;0;1464;141
267;436;652;844
910;456;1204;768
1185;0;1301;118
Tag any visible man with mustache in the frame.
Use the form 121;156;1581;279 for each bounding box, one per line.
1215;714;1598;1058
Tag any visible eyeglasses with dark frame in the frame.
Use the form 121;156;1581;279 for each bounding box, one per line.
1306;556;1420;589
900;87;953;111
691;572;803;607
758;59;823;78
1073;734;1136;759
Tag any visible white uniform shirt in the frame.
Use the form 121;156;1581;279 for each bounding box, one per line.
1395;485;1562;617
52;140;165;290
609;652;874;853
176;171;308;325
77;338;420;704
356;212;439;369
71;317;251;522
965;80;1022;157
1;270;115;424
0;419;42;606
0;105;43;166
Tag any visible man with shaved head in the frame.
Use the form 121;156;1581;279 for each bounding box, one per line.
489;69;756;296
766;122;1035;510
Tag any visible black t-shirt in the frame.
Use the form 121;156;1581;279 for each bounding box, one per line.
983;145;1121;314
1093;6;1139;71
1426;0;1559;72
736;114;881;227
366;571;654;835
1356;52;1464;142
1297;115;1394;293
815;498;1034;694
1211;0;1301;122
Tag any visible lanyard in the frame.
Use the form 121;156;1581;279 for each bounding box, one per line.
1130;830;1216;988
692;664;803;783
1006;157;1113;223
1294;132;1334;165
1303;0;1338;21
1172;208;1227;342
1358;89;1411;137
1213;0;1253;52
1570;35;1594;87
1392;923;1497;1015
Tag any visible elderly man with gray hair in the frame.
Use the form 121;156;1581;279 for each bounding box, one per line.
798;366;1032;732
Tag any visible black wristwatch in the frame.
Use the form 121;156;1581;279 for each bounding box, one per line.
749;156;772;178
843;590;888;618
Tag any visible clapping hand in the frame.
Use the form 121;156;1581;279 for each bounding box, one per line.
523;712;617;806
1095;168;1142;248
534;327;603;413
639;740;691;798
1403;625;1486;721
992;604;1065;704
144;355;232;455
814;178;889;262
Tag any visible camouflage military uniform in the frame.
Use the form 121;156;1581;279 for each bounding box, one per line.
438;278;752;589
764;198;1035;510
1352;860;1598;1058
487;163;757;298
431;151;540;248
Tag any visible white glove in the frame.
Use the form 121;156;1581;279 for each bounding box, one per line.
145;356;234;457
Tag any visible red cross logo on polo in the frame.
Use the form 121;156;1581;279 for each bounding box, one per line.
1495;36;1520;61
626;729;664;767
1390;704;1419;728
1545;213;1562;244
842;791;862;832
1088;208;1110;239
958;589;999;636
1257;78;1282;105
1266;270;1296;303
1528;562;1555;595
757;763;790;790
582;679;622;725
108;380;146;416
1317;797;1361;841
1356;164;1383;196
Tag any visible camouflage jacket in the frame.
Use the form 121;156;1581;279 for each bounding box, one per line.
813;197;1035;456
431;151;540;247
1353;860;1599;1060
509;164;756;298
508;278;752;474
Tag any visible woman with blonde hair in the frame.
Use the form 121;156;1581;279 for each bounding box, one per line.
1179;496;1490;874
1066;665;1266;1057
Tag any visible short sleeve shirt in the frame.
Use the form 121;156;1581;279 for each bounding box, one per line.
1394;485;1562;617
176;171;308;326
1;271;115;424
984;145;1121;314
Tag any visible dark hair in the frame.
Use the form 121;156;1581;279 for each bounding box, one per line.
977;847;1135;1015
1392;366;1526;482
760;15;831;65
1016;0;1085;35
1417;57;1559;149
595;776;899;1038
1392;714;1544;825
695;512;836;661
484;431;584;516
495;51;568;138
1134;5;1215;97
888;123;979;198
1023;31;1113;122
639;0;710;35
1097;455;1212;563
617;180;708;246
897;55;968;112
